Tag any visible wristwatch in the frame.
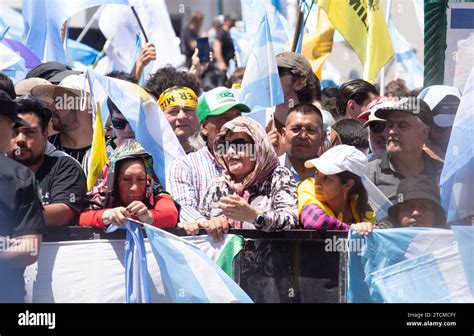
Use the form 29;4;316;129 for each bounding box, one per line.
254;214;265;229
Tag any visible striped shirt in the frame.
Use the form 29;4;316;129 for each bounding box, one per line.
167;145;222;223
300;203;350;231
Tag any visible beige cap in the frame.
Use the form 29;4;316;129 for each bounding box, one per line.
15;77;52;97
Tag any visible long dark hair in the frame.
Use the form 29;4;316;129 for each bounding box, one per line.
336;170;369;221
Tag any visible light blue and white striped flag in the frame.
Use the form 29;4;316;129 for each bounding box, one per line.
348;226;474;303
440;67;474;224
86;69;185;189
387;15;423;90
239;12;284;128
123;221;152;303
22;0;128;63
143;223;253;303
0;42;26;84
362;175;393;222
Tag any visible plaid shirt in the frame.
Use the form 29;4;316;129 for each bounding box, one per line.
300;203;350;231
167;145;222;223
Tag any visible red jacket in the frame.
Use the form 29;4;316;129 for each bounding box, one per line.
79;194;178;229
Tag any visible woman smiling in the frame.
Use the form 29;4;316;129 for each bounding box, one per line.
199;116;298;232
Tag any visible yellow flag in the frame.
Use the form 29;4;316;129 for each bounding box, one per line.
316;0;394;82
87;103;108;191
301;6;335;77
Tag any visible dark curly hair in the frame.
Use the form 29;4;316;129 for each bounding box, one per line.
144;66;200;99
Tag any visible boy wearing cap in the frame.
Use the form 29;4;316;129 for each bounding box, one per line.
0;90;46;302
352;176;448;234
168;87;250;239
366;98;443;203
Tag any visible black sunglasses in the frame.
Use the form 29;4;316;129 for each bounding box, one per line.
220;138;254;147
368;121;386;134
111;118;129;130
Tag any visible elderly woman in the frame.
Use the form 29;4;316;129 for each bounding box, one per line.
80;139;178;229
298;145;374;231
182;116;297;237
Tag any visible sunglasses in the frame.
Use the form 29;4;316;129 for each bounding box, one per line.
111;118;129;130
368;121;386;134
220;138;255;147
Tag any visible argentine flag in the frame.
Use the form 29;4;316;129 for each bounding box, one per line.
22;0;129;63
239;12;284;128
440;67;474;224
0;42;26;84
86;69;185;189
143;223;253;303
387;15;423;90
348;227;474;303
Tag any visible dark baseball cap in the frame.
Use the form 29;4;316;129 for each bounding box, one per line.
26;62;81;84
0;90;30;127
374;97;432;126
276;51;319;91
388;175;446;226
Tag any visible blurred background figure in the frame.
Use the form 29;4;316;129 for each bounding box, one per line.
181;11;204;69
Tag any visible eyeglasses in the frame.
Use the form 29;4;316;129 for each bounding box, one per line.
368;121;386;134
111;118;129;130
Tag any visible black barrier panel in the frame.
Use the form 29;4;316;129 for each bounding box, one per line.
43;227;348;303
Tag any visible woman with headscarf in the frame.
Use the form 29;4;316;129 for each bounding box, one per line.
79;139;178;229
198;116;298;233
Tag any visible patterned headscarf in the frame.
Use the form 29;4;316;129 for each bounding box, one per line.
213;116;280;196
88;139;165;209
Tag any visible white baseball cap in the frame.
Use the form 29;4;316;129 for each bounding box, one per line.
417;85;461;128
304;144;368;177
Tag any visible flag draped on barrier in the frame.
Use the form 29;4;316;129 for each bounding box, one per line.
316;0;394;82
143;223;252;303
348;226;474;303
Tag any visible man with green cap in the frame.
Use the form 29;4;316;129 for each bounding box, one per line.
167;87;250;240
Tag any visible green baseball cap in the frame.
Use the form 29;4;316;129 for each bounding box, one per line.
197;87;250;123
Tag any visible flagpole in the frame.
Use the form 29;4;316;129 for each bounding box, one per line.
131;6;149;43
76;6;103;43
379;0;392;96
291;3;303;52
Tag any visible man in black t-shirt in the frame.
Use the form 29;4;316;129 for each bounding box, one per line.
7;96;86;227
0;90;46;302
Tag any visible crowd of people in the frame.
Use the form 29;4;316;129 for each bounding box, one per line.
0;10;467;303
